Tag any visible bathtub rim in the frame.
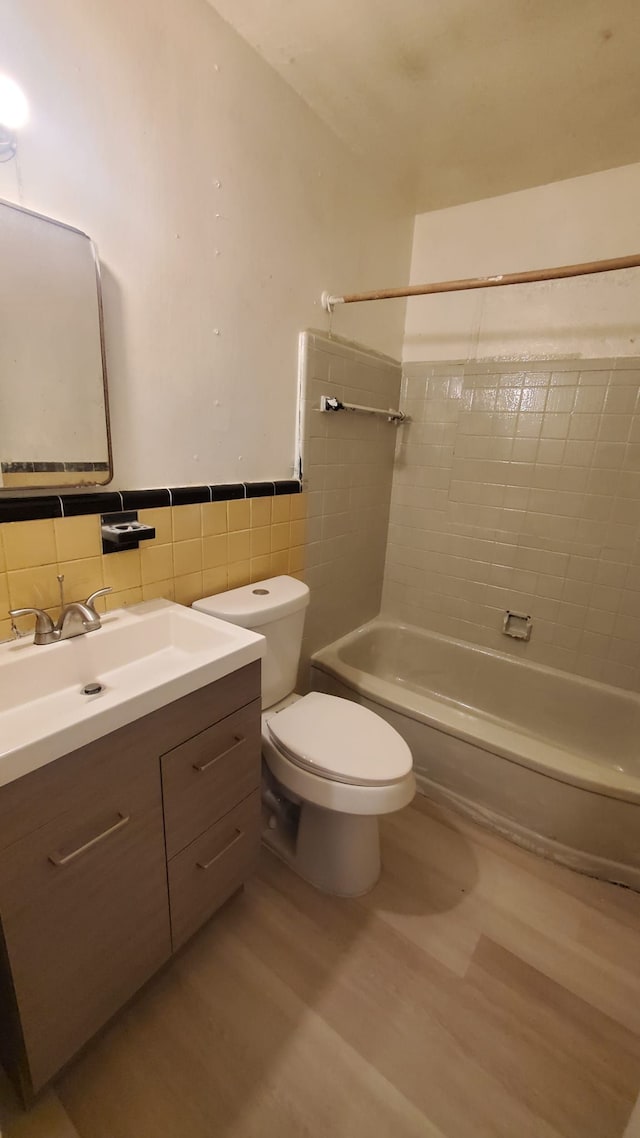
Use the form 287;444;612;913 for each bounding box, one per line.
311;618;640;807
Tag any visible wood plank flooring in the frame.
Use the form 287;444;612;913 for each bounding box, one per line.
2;794;640;1137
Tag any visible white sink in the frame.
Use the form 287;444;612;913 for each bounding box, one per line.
0;599;265;788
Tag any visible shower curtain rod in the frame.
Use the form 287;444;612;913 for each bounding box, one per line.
321;252;640;311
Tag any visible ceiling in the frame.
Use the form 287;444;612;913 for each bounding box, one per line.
210;0;640;213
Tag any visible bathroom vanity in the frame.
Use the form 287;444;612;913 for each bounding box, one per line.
0;603;263;1103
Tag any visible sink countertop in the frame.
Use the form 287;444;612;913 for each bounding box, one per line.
0;599;265;788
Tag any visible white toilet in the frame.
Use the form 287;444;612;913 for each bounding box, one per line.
193;576;415;896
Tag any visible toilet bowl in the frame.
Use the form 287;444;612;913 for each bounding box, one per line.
193;576;415;896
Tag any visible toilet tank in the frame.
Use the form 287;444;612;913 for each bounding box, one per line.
192;576;310;709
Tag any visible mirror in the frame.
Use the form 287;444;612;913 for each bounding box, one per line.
0;199;112;489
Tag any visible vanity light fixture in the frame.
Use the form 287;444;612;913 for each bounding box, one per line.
0;74;29;162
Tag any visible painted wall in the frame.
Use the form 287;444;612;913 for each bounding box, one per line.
0;0;411;490
404;163;640;362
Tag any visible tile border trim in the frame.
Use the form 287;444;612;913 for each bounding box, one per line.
0;480;302;524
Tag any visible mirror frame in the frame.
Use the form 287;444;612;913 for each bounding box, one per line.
0;197;113;491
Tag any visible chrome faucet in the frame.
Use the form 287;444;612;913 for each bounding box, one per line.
9;587;112;645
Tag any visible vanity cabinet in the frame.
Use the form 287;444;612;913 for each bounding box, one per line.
0;661;261;1102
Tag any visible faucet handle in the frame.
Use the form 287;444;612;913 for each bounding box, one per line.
84;587;112;615
8;608;55;636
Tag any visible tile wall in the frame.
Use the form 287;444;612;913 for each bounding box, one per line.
0;494;306;641
382;357;640;691
300;331;402;671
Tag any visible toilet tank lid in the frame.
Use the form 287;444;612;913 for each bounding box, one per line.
192;575;310;628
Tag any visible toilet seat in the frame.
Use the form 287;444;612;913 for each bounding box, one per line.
267;692;412;787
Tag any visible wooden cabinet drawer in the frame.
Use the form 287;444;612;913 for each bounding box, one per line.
0;800;171;1094
168;790;260;950
0;716;166;854
161;700;261;858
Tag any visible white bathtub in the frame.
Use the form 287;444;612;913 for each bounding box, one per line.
311;620;640;890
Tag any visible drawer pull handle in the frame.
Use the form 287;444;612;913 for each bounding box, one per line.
48;813;131;867
197;829;243;870
192;735;245;773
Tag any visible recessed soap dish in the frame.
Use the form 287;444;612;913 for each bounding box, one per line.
503;610;532;641
101;511;156;554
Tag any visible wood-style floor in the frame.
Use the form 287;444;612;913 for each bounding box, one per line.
2;795;640;1138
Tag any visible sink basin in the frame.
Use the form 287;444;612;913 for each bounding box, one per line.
0;599;265;788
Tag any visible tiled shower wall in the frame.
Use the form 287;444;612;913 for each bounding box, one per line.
382;357;640;691
300;331;401;671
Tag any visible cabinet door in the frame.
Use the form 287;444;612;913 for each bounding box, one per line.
0;790;171;1093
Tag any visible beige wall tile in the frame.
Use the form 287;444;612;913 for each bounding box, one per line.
57;558;104;604
105;587;143;611
8;566;63;611
3;519;57;570
271;496;291;524
139;507;172;545
270;551;289;575
202;567;228;595
201;502;228;536
203;534;228;569
174;572;203;606
0;572;9;620
142;579;175;602
250;527;271;558
289;546;305;573
271;523;290;552
250;498;272;528
172;505;201;543
141;543;174;585
102;549;142;593
290;493;307;521
228;530;251;563
290;519;306;547
250;555;271;582
227;561;250;589
54;516;102;562
0;491;306;644
227;499;251;531
173;538;203;577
